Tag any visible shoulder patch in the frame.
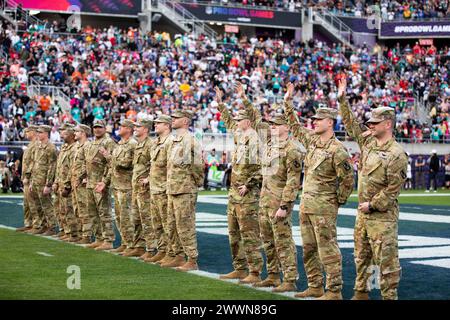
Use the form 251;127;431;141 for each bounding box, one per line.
342;160;352;172
400;169;407;179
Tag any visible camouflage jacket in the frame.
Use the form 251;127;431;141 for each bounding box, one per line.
71;140;88;188
166;130;204;195
22;140;38;181
30;140;57;187
150;133;172;195
260;138;304;208
285;99;354;214
132;136;153;192
339;96;408;221
85;135;116;189
111;137;137;191
55;142;76;191
218;99;264;204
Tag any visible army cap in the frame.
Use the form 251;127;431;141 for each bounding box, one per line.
366;107;395;124
171;110;193;119
134;118;153;129
120;119;135;129
75;124;91;136
268;113;287;125
93;119;106;128
154;115;172;124
24;125;39;133
37;125;52;133
311;108;338;120
233;110;250;121
59;123;76;132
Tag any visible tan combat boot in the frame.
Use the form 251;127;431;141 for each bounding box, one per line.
111;244;127;253
76;237;92;245
67;236;81;243
253;273;281;288
351;291;370;300
29;227;45;235
219;270;248;280
147;251;166;263
16;226;32;232
239;272;261;284
123;247;146;257
272;281;297;293
139;251;155;260
295;286;324;298
86;240;103;249
160;255;185;268
176;258;198;272
42;228;57;236
156;255;173;265
95;241;113;251
316;290;343;300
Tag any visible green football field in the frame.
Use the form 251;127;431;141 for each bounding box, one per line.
1;190;450;300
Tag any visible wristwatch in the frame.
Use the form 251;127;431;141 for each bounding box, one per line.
280;205;288;211
368;202;374;213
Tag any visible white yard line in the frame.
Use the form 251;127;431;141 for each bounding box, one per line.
36;251;53;257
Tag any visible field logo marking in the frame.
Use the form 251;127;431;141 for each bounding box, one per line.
66;265;81;290
367;265;381;290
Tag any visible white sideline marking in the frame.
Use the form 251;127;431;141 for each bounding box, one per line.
197;197;450;224
410;258;450;269
0;224;16;231
36;251;53;257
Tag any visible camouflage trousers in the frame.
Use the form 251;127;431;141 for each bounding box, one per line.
54;193;64;232
58;189;78;236
259;203;298;282
73;185;92;238
227;201;263;274
86;188;114;243
301;212;342;292
167;193;198;260
28;184;56;229
150;193;170;255
132;188;153;250
354;215;401;300
113;189;135;248
23;182;33;228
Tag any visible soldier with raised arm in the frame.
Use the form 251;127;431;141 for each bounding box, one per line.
215;85;264;285
246;95;304;292
338;77;407;300
284;83;354;300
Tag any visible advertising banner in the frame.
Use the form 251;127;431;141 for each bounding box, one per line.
379;20;450;38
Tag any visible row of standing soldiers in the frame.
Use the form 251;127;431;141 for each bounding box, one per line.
19;111;204;272
18;79;407;300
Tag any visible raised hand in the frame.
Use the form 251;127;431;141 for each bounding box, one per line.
214;86;223;104
284;82;295;101
337;76;347;98
234;81;246;100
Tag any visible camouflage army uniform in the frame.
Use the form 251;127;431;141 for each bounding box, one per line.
71;139;90;239
29;138;58;229
166;125;204;261
260;131;304;282
218;100;265;275
285;100;354;293
132;136;155;251
111;136;137;249
22;136;39;228
85;133;116;243
55;141;78;236
339;97;408;300
150;132;173;257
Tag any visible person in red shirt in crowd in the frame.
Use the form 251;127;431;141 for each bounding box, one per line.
413;42;421;55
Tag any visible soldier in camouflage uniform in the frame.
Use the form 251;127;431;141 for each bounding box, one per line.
102;119;139;256
253;113;304;293
28;125;58;234
53;123;79;240
17;125;39;233
131;119;156;259
215;85;265;284
337;78;408;300
72;124;92;244
161;110;204;272
284;83;354;300
148;115;173;265
84;119;116;251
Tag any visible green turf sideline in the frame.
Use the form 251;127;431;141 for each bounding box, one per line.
0;227;294;300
